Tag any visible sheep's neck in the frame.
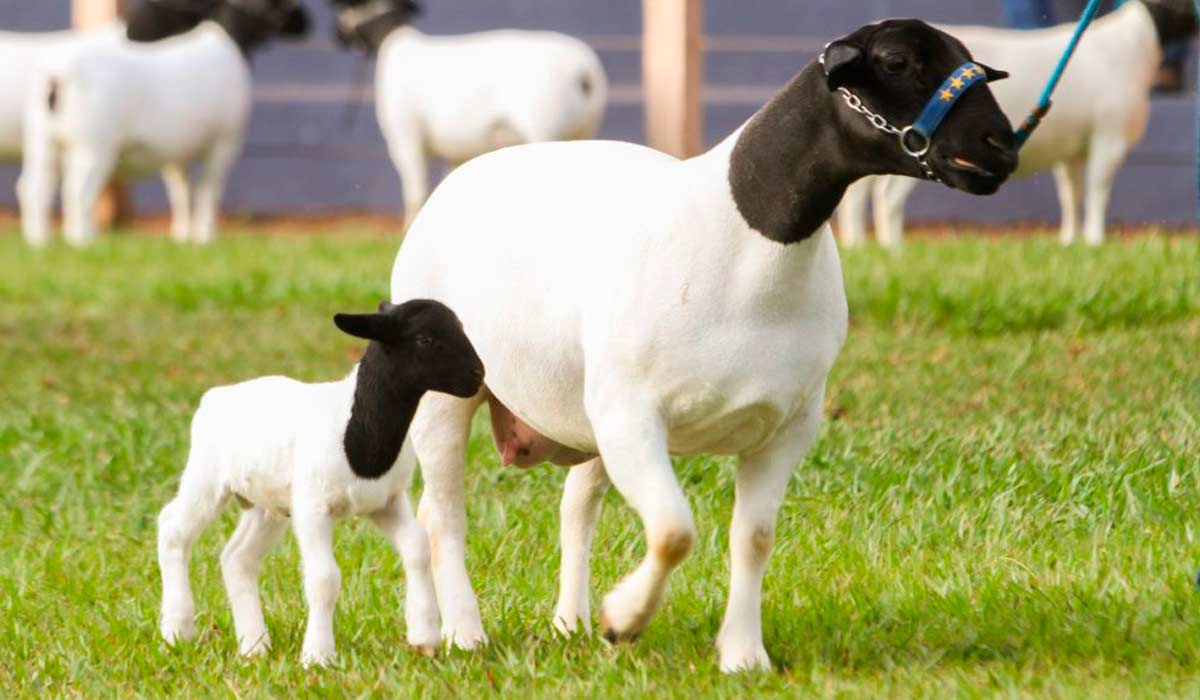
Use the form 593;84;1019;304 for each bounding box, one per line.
343;344;423;480
727;63;862;245
212;7;277;56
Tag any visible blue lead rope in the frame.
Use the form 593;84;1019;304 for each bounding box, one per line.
1013;0;1108;147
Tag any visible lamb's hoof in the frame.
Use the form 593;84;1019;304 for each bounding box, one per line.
300;647;335;668
412;643;438;658
442;626;488;651
718;646;772;673
598;610;640;645
552;613;590;637
239;637;271;658
160;615;196;646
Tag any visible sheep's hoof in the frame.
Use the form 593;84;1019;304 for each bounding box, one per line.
412;643;438;658
598;610;640;645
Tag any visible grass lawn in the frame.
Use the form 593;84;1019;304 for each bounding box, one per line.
1;229;1198;697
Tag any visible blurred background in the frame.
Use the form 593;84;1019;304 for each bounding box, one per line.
0;0;1194;228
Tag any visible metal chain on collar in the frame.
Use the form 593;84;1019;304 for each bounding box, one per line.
835;86;942;184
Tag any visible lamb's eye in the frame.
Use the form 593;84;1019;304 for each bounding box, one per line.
416;335;434;349
881;56;908;74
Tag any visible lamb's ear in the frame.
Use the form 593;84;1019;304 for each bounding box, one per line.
821;39;865;90
978;63;1009;82
378;301;398;313
334;312;390;341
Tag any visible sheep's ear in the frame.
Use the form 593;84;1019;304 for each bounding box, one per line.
334;312;392;342
978;63;1009;82
378;301;398;314
821;39;864;90
280;4;311;39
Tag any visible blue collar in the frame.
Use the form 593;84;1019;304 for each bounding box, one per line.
904;62;990;156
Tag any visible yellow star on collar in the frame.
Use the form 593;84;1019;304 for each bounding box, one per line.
940;89;955;101
960;65;977;79
950;76;965;89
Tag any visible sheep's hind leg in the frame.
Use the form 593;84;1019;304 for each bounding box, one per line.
553;457;609;635
412;391;488;650
293;509;341;666
717;385;824;672
587;400;695;644
62;147;116;247
371;480;440;655
835;177;871;246
191;138;240;244
221;506;287;657
162;164;192;244
1052;160;1083;245
157;469;230;646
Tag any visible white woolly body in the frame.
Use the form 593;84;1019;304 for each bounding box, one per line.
19;23;252;246
375;27;607;220
839;1;1161;246
391;133;847;671
157;367;439;666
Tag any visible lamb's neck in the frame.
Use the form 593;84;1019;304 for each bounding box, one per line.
342;345;424;480
722;62;864;245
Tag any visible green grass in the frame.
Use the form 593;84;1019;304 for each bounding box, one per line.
1;229;1198;697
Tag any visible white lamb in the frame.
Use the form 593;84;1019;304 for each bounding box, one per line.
837;0;1196;247
157;299;485;666
332;0;607;223
18;0;309;248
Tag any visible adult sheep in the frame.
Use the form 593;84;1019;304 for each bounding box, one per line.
18;0;310;247
837;0;1197;247
331;0;607;224
390;20;1018;671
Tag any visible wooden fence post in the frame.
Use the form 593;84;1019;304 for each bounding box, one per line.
642;0;704;158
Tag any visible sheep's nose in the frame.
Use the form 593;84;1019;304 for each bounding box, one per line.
983;131;1019;171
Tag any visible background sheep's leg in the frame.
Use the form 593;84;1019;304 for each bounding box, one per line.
17;112;58;248
220;506;287;657
157;467;229;646
62;146;115;247
874;175;917;248
717;386;824;672
191;138;240;244
836;177;871;246
384;127;430;230
1081;132;1126;246
161;164;192;244
553;457;609;635
411;391;488;650
294;510;340;666
371;487;441;654
588;404;694;643
1052;160;1083;245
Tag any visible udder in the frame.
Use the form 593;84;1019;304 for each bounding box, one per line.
487;394;592;468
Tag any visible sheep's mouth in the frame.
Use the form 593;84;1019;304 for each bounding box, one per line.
946;156;999;178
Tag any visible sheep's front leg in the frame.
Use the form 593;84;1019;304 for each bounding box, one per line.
221;507;287;657
371;489;441;655
17;113;58;248
161;164;192;244
553;457;609;635
382;121;430;230
835;178;871;246
62;147;117;247
587;398;694;643
1081;132;1126;246
191;137;241;244
294;509;341;666
411;391;488;650
717;386;825;672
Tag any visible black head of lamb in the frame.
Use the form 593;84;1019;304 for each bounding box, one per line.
335;299;485;401
212;0;311;54
822;19;1018;195
125;0;218;42
331;0;422;54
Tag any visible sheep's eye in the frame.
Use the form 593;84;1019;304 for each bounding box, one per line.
416;335;434;349
881;56;909;74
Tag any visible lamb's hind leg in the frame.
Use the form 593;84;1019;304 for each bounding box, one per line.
411;390;487;649
717;385;825;672
221;506;287;657
158;464;229;645
370;458;440;656
293;508;340;666
553;457;609;635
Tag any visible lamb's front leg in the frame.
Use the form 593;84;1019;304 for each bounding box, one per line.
371;490;440;655
553;457;609;635
717;387;825;672
293;508;341;666
221;507;287;657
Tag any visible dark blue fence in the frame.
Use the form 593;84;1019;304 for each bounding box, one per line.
0;0;1194;226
